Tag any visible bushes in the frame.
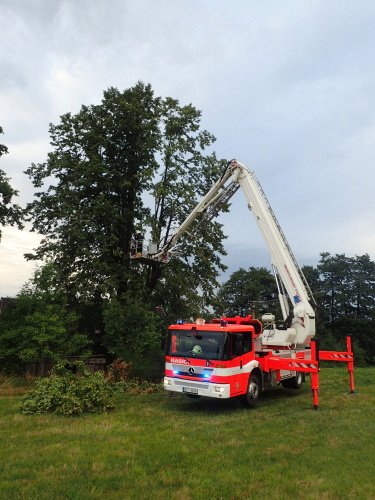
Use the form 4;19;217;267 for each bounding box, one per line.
21;359;162;417
21;361;115;416
0;295;91;374
102;296;163;379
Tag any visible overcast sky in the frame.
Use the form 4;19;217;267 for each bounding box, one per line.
1;0;375;297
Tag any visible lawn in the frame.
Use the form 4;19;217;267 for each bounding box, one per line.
1;368;374;499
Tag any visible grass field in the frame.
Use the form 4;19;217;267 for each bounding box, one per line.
1;367;375;499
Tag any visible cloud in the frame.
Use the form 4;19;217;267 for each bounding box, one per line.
0;0;375;296
0;226;41;297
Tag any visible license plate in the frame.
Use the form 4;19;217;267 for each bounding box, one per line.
182;387;198;394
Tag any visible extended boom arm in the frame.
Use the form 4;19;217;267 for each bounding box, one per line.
149;159;316;346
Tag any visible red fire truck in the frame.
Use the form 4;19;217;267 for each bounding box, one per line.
141;160;355;409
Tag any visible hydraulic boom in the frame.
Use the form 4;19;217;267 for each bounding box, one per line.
149;159;316;347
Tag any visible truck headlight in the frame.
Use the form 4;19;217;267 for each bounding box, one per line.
214;386;224;393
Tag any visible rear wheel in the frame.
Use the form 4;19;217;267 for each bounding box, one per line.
243;374;261;408
281;371;304;389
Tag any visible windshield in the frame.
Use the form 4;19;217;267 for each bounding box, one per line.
167;330;227;360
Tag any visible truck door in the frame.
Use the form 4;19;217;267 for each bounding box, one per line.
228;332;253;394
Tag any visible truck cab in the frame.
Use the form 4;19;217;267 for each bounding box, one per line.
164;316;263;402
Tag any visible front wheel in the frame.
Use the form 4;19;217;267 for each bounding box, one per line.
243;374;261;408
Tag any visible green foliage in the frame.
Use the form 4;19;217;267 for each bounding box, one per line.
317;253;375;323
102;294;162;377
20;262;69;304
24;83;226;312
21;361;114;416
0;293;91;372
313;253;375;364
103;296;160;357
0;126;23;240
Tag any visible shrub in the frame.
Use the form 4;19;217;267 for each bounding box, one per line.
21;361;115;416
0;295;91;374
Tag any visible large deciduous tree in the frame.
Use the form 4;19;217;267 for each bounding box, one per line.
0;126;23;240
25;83;227;366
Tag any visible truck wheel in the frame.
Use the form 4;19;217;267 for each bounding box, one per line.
243;374;261;408
281;371;303;389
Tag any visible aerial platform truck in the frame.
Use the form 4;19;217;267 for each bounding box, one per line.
138;159;355;409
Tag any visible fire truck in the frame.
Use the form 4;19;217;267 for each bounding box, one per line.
141;159;355;409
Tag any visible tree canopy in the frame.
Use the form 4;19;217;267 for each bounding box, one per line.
25;83;226;309
22;82;227;370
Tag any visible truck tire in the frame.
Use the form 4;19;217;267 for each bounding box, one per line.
281;371;304;389
243;374;261;408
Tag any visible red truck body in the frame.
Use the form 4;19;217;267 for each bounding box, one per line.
164;316;354;409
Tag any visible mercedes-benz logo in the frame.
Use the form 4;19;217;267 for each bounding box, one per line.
188;367;195;375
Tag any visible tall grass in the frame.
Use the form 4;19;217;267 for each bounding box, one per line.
1;367;374;499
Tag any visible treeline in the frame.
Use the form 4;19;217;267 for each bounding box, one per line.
214;253;375;365
1;252;373;374
0;83;374;375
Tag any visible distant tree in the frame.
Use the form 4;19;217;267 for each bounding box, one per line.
301;265;321;297
0;126;23;240
316;253;375;363
214;267;278;318
317;253;354;326
317;253;375;324
350;254;375;319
